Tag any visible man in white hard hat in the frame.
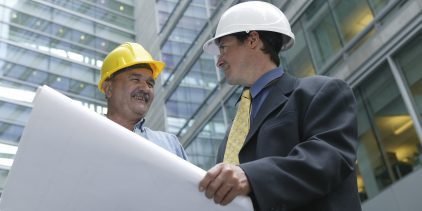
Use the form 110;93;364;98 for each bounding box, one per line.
99;42;188;160
199;1;361;211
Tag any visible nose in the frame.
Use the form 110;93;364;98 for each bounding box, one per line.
216;55;224;68
136;79;150;89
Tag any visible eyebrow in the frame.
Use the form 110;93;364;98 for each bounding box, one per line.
129;73;155;84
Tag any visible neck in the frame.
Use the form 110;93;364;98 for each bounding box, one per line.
106;113;142;131
248;61;277;86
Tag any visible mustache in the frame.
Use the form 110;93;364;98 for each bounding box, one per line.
131;90;150;102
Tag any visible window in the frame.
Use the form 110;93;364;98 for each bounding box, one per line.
355;62;421;201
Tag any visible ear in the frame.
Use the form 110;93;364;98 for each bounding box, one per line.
248;31;260;49
102;80;112;99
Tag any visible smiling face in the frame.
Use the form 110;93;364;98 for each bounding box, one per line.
216;35;254;86
103;66;155;121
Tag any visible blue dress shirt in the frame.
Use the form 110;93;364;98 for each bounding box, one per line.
133;119;188;160
250;68;284;121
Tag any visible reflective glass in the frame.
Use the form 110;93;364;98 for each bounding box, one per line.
0;60;104;100
224;87;243;121
0;122;24;144
53;9;94;34
282;22;316;77
49;57;97;84
186;109;225;170
0;100;31;123
94;6;134;30
1;44;48;70
95;23;134;43
331;0;373;43
301;0;342;70
165;53;218;134
10;0;51;19
156;0;178;31
394;32;422;171
0;169;9;193
368;0;390;15
85;0;134;17
395;32;422;120
161;1;208;82
355;63;420;201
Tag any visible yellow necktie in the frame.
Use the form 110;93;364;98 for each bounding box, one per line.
223;88;251;165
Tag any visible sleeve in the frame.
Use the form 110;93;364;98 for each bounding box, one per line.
240;78;358;210
170;134;189;161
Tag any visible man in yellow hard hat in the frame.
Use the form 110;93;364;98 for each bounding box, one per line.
99;42;187;160
198;1;360;211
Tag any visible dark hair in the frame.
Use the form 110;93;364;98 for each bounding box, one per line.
224;31;286;66
109;63;153;80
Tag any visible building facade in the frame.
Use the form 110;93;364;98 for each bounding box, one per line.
0;0;136;190
0;0;421;210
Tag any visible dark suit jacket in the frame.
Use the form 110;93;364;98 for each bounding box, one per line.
217;74;361;211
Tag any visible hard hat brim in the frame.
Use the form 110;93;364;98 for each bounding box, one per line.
203;30;295;55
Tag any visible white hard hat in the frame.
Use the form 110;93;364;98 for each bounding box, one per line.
203;1;295;55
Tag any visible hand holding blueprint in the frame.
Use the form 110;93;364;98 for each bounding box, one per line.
0;86;253;211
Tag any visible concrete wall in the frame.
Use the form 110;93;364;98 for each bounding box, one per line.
363;167;422;211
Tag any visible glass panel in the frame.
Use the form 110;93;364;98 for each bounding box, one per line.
94;6;133;30
282;22;316;77
165;53;218;134
224;87;243;121
1;44;48;71
0;60;104;101
0;122;24;144
394;32;422;170
356;63;420;201
186;109;225;170
368;0;390;15
46;0;134;30
52;9;94;34
49;57;96;83
11;0;51;19
395;32;422;118
0;168;10;193
160;1;208;82
0;100;31;123
301;0;342;71
166;86;204;133
95;23;134;43
156;0;179;31
85;0;134;16
331;0;373;43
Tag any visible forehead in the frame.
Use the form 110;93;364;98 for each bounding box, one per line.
217;35;238;45
116;67;153;78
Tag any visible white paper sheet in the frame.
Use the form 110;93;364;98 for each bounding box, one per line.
0;85;253;211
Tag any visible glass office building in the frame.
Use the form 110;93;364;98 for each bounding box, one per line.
0;0;136;190
1;0;421;210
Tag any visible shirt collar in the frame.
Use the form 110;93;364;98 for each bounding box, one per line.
133;118;146;132
250;67;284;98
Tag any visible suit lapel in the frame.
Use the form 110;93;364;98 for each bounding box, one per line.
243;74;298;146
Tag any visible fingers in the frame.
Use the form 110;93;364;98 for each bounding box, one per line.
213;179;233;204
199;163;224;193
199;163;251;205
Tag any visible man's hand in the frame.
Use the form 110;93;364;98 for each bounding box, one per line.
198;163;251;205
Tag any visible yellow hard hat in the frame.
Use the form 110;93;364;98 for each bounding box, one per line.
98;42;165;93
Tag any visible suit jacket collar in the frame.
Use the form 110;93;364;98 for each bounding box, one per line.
244;73;299;145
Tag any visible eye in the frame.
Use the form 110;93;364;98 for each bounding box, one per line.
130;78;140;82
147;80;155;88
